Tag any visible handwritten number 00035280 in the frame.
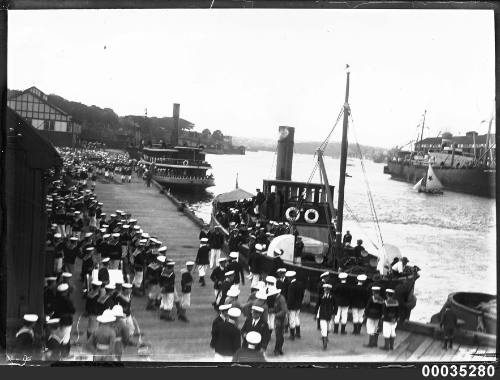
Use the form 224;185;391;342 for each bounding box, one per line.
422;365;495;377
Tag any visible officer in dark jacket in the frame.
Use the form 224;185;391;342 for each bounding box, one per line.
85;279;102;339
333;272;350;334
364;286;384;348
145;255;163;310
210;304;230;350
350;274;369;335
286;271;304;340
98;258;111;285
317;283;335;350
232;331;266;363
275;268;288;298
240;305;270;351
179;261;194;322
44;276;58;317
381;288;399;350
213;308;241;360
53;283;76;357
216;271;235;307
226;252;245;286
314;272;331;330
210;258;227;307
440;305;458;350
195;238;210;287
271;249;285;276
159;261;176;321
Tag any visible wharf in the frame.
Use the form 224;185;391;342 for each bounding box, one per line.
67;175;495;363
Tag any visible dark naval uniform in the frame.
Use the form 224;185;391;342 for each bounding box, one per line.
286;279;305;339
210;314;226;350
14;326;37;359
333;281;351;334
381;298;400;350
214;321;241;359
364;293;384;347
317;292;335;349
350;284;369;335
240;316;271;350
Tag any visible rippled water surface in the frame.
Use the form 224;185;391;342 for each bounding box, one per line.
172;151;496;322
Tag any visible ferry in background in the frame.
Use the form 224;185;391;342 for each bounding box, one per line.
137;103;215;190
385;112;496;198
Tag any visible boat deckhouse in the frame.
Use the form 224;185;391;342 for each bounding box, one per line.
7;86;81;147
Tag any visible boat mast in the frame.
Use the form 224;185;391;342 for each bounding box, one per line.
419;110;427;153
484;112;494;166
335;65;350;253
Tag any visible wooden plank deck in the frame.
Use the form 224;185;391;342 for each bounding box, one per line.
66;176;495;362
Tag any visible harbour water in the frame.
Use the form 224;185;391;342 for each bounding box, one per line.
171;151;496;323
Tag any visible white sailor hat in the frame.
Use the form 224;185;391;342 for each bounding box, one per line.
98;202;104;206
111;305;125;318
110;214;117;218
246;331;262;345
129;219;137;223
105;283;116;290
386;288;395;294
186;261;195;266
251;305;264;313
158;246;167;253
320;272;330;278
74;211;81;215
102;257;110;263
267;287;281;296
200;237;208;242
225;270;235;277
371;286;381;291
338;272;348;280
46;318;60;326
62;272;72;278
99;228;107;233
255;290;267;300
86;247;95;252
273;249;283;256
218;304;232;311
139;239;147;244
123;224;130;229
276;268;287;274
227;286;240;298
103;234;111;239
102;224;109;228
157;255;166;263
142;232;150;238
133;226;140;230
57;283;69;292
84;232;93;238
249;234;256;239
116;210;124;214
285;271;296;278
100;212;107;216
227;308;241;319
322;283;333;289
53;233;62;239
91;279;102;286
97;310;116;324
255;244;263;251
166;261;175;267
265;276;276;284
229;252;239;259
23;314;38;323
122;283;133;289
357;274;368;282
218;258;227;263
112;233;120;238
46;276;57;282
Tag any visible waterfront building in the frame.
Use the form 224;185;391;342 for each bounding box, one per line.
7;86;82;147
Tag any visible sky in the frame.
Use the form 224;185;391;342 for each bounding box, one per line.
8;9;495;149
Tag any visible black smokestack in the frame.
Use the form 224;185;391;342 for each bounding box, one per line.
171;103;180;146
276;126;295;180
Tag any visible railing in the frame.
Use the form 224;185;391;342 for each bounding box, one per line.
143;156;210;166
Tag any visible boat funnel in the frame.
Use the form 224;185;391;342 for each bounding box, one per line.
276;126;295;180
171;103;180;146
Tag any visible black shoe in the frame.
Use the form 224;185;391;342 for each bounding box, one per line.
279;350;284;355
389;337;395;350
333;324;339;334
296;326;301;338
322;337;328;350
273;350;280;356
380;338;390;350
316;319;321;331
289;328;295;341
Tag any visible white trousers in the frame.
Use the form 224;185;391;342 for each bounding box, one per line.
268;313;275;330
198;265;207;277
148;284;162;300
132;271;143;288
125;315;135;337
61;325;72;344
334;306;349;324
160;292;174;310
57;225;66;238
289;310;300;328
366;318;379;335
382;321;397;338
352;308;364;324
319;319;330;337
209;249;221;269
181;293;191;308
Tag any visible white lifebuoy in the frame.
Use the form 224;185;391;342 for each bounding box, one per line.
182;160;189;166
304;208;319;224
285;207;300;222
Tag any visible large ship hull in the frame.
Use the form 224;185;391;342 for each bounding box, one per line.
153;175;214;190
386;162;496;198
